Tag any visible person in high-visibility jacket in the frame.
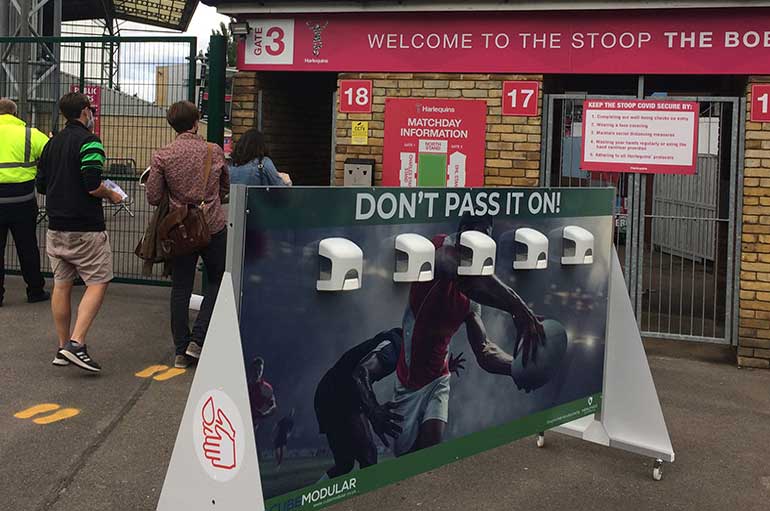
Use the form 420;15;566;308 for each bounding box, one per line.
0;98;50;307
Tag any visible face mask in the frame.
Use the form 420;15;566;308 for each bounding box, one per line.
86;111;95;131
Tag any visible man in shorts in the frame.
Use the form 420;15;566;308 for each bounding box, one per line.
36;92;122;373
392;215;545;457
314;328;408;478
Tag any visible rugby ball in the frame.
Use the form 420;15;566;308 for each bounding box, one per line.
510;319;568;393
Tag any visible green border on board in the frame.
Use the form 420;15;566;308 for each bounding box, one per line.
264;393;602;511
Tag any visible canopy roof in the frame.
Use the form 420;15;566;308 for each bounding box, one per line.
64;0;198;31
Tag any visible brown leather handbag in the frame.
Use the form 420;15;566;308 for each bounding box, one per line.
158;144;213;258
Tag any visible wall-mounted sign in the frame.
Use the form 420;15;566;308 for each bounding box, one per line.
751;83;770;122
502;81;539;117
581;100;699;175
351;121;369;145
339;80;372;113
383;98;487;187
239;10;770;74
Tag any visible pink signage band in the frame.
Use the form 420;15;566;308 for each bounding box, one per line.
237;8;770;74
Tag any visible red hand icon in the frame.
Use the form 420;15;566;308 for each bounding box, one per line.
201;396;237;470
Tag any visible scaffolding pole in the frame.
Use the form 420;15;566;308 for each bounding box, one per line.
0;0;8;93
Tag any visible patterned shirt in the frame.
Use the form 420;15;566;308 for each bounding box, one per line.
146;132;229;234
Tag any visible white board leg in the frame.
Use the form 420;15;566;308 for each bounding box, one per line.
550;248;675;466
158;273;265;510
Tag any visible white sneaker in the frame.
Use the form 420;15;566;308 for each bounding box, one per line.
185;341;202;359
52;350;70;366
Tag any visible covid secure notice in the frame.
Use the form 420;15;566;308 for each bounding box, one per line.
383;98;487;188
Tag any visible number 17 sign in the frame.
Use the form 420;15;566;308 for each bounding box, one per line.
502;81;539;117
751;84;770;122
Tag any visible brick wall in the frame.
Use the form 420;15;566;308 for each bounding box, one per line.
231;71;337;185
739;76;770;369
334;73;543;186
231;71;258;140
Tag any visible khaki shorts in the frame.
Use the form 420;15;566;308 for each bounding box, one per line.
46;230;114;285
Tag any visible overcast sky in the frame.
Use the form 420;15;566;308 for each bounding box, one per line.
120;3;232;50
183;4;233;51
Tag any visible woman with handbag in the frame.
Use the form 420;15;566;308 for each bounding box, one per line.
229;128;292;186
145;101;230;369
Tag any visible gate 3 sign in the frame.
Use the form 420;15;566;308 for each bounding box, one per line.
383;98;487;187
239;187;613;511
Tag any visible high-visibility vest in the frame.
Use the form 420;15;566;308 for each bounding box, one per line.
0;114;48;185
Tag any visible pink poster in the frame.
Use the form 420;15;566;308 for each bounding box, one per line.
383;98;487;187
70;84;101;136
581;99;699;175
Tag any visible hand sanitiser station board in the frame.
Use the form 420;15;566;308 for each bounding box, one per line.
158;187;674;511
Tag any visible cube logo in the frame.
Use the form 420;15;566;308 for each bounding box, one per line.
193;390;245;481
246;19;295;65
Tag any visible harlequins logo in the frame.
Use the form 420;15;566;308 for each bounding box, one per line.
588;396;594;406
306;21;329;56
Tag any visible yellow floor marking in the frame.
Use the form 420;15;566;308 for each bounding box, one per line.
33;408;80;425
153;368;186;381
135;365;170;378
14;403;61;419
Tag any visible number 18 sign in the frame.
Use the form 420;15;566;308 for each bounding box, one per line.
751;84;770;122
502;81;539;117
339;80;372;113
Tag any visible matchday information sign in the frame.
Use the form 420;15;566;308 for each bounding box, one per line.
383;98;487;187
581;100;699;175
239;9;770;74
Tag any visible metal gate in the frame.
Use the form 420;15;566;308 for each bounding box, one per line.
543;93;743;344
1;36;197;285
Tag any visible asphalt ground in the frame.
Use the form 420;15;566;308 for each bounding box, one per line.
1;275;769;511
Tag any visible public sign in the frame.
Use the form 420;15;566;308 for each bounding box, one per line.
351;121;369;145
69;84;101;136
339;80;372;113
581;99;699;175
239;9;770;74
236;186;613;511
751;83;770;122
383;98;486;187
502;81;539;116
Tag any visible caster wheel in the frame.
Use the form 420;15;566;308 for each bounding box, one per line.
536;433;545;448
652;459;663;481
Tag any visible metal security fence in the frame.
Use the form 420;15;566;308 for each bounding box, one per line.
1;36;197;284
542;94;636;282
543;93;743;345
639;98;742;343
6;163;169;284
